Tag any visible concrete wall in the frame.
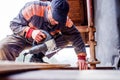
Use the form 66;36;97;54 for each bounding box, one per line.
94;0;120;66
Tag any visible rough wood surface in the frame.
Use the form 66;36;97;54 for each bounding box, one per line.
0;61;70;75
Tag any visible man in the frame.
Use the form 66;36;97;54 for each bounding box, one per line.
0;0;88;70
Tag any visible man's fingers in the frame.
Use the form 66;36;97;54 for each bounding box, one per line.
34;31;46;43
32;30;46;41
39;32;46;38
85;62;88;70
35;36;43;42
78;60;88;70
79;62;82;70
83;62;88;70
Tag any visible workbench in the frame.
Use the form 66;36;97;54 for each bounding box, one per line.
0;61;119;80
1;70;120;80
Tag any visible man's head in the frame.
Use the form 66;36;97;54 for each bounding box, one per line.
51;0;69;26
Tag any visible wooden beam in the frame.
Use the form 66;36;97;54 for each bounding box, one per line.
86;0;100;69
0;61;70;75
76;26;89;32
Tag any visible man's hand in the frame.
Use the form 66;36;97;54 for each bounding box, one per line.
32;30;46;43
77;59;88;70
77;53;88;70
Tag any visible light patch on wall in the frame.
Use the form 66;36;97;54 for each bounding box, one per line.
0;0;35;40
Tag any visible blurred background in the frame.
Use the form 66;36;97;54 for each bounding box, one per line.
0;0;34;40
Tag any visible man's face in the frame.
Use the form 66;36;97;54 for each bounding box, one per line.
47;6;59;26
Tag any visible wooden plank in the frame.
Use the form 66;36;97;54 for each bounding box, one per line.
76;26;88;32
0;61;70;75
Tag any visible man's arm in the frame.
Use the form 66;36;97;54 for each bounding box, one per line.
10;1;46;41
64;18;88;70
9;1;32;36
